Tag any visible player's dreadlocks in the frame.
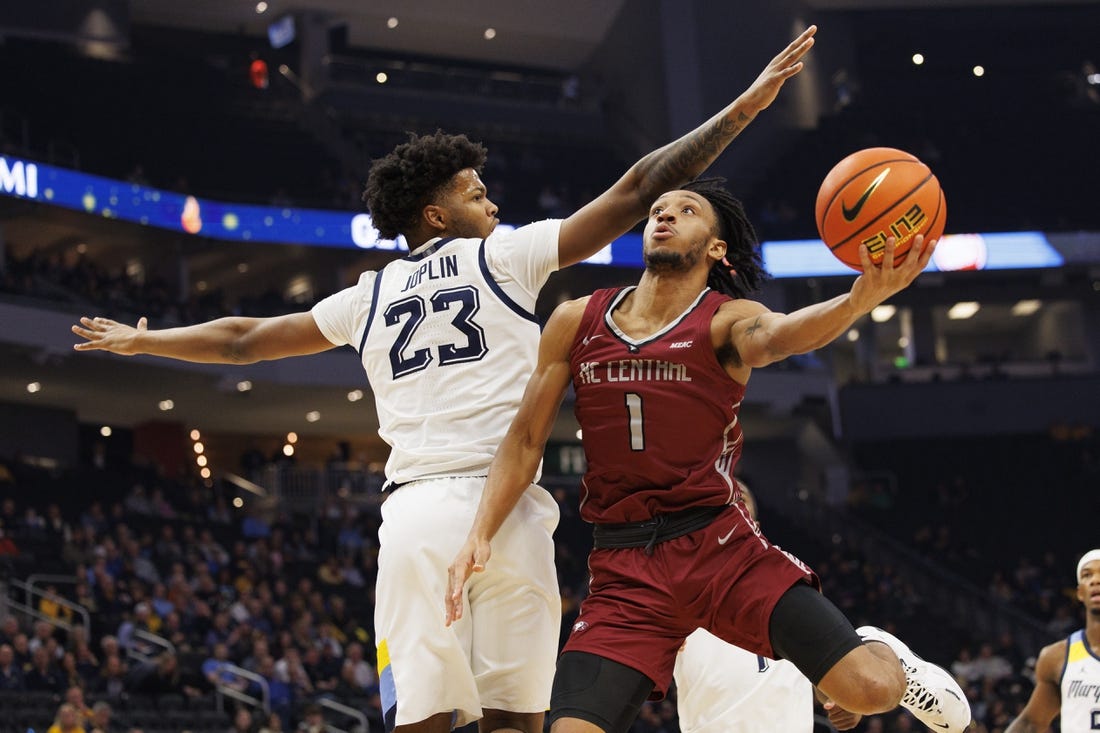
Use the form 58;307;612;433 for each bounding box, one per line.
364;131;488;240
682;177;768;299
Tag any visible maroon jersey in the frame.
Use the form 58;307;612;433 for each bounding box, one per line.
570;286;746;524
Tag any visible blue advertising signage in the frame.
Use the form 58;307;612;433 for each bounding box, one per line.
0;155;1070;276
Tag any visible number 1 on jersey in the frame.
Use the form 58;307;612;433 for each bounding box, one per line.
625;392;645;451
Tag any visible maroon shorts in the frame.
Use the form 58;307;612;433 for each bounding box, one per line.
563;502;818;699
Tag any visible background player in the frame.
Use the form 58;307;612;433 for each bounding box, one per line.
674;480;861;733
71;28;818;733
1005;549;1100;733
447;178;970;733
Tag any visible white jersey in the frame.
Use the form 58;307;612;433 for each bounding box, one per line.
1061;629;1100;732
674;628;814;733
311;220;560;485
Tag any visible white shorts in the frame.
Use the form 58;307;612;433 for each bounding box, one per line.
375;476;561;729
674;629;814;733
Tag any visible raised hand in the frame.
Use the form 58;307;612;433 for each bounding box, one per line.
849;235;937;314
72;316;148;355
740;25;817;112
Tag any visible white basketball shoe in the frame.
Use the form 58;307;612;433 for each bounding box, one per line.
857;625;972;732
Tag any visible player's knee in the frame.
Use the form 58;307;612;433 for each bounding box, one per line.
819;651;905;713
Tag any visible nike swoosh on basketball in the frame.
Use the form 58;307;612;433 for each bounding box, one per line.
841;168;891;221
717;526;737;545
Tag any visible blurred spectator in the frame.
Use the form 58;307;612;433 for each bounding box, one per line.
25;645;65;692
228;707;256;733
47;702;87;733
89;654;127;700
258;711;284;733
0;643;24;690
296;704;324;733
65;684;96;724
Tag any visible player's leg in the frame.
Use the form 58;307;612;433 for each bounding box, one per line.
548;652;654;733
479;710;543;733
375;479;483;731
769;583;970;732
469;481;561;733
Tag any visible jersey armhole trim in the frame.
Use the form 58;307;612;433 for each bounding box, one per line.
357;269;386;356
478;239;539;324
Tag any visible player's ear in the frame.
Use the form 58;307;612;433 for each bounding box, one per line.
423;204;447;232
711;238;728;262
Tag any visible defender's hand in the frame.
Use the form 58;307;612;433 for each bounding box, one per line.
72;316;148;355
740;26;817;113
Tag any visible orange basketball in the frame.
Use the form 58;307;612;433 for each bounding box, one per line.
815;147;946;271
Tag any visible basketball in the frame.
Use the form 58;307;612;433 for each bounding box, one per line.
815;147;946;271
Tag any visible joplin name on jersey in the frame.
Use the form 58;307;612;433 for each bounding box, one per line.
400;253;460;292
576;357;693;385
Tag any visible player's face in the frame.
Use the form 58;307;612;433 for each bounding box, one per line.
438;168;499;239
1078;560;1100;612
642;191;724;272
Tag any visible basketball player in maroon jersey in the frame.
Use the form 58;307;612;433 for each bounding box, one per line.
446;178;971;733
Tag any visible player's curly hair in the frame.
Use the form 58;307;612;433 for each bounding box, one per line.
682;177;768;300
363;131;488;240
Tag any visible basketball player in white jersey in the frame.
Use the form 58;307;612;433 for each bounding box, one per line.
71;26;817;733
674;482;860;733
1005;549;1100;733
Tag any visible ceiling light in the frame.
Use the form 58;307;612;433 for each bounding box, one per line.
200;467;212;479
575;429;583;440
237;263;249;273
870;305;896;323
1011;299;1042;316
306;411;321;423
232;497;244;508
948;301;980;320
158;399;175;411
256;2;268;14
283;444;295;456
26;382;41;394
376;72;388;84
190;429;201;441
898;337;910;348
484;28;497;40
197;455;208;467
237;380;252;392
347;389;364;402
1089;73;1100;85
386;17;398;29
100;426;112;437
912;53;924;66
194;442;204;454
286;432;298;444
972;65;985;78
846;329;860;342
76;243;88;254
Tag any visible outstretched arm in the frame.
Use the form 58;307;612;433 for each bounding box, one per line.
1005;641;1064;733
729;236;936;369
444;298;586;626
72;311;335;364
556;26;817;267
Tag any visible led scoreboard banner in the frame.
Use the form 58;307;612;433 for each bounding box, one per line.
0;155;1066;275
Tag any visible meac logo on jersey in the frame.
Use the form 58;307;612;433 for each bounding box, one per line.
0;157;38;199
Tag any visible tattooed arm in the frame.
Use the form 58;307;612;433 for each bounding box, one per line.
1005;640;1064;733
715;237;937;374
556;26;816;267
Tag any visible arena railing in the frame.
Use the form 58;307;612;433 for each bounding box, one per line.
7;577;90;639
214;662;270;716
319;697;369;733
